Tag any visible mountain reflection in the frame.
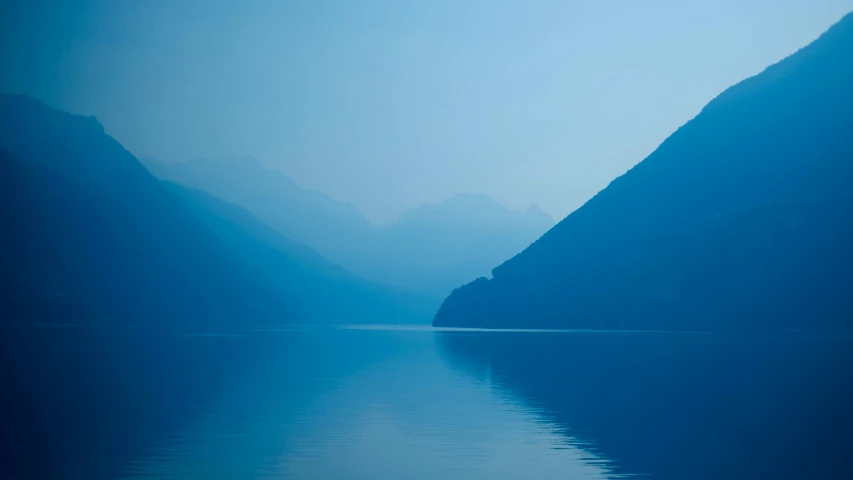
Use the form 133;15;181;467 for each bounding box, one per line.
5;327;633;479
436;330;853;480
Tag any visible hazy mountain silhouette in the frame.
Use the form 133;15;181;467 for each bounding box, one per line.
145;159;554;298
362;194;554;297
142;156;375;265
0;95;290;328
435;12;853;331
166;183;434;323
0;94;429;327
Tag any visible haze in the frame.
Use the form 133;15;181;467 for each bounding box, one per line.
2;0;851;222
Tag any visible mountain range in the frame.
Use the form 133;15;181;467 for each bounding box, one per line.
0;94;430;328
434;12;853;331
144;158;554;298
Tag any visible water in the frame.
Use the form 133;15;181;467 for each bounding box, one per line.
2;325;852;479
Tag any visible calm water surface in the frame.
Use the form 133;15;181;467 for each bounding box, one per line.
2;325;852;479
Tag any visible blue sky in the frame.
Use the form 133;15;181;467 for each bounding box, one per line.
2;0;852;222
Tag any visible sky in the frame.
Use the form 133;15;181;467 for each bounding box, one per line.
2;0;852;223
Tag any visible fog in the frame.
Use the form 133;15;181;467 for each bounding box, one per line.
2;0;851;222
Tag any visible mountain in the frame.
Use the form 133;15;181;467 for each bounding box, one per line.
363;194;554;296
0;95;289;328
145;159;554;298
165;183;434;324
142;156;375;266
434;12;853;331
0;94;430;327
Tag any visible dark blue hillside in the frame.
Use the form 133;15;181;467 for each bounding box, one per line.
435;12;853;331
0;148;289;328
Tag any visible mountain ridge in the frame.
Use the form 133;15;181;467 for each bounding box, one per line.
434;11;853;331
145;158;554;299
0;94;430;327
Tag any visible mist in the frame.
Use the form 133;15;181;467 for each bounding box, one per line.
3;0;851;222
4;3;853;479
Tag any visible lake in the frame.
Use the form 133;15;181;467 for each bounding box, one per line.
2;325;852;479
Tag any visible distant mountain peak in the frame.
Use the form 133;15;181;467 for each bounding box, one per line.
524;204;553;222
442;192;497;204
394;193;510;226
182;156;268;173
142;154;374;258
391;193;555;236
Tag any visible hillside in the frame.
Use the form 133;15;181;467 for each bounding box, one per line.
146;159;554;298
166;184;434;324
0;136;287;329
0;94;428;327
434;12;853;331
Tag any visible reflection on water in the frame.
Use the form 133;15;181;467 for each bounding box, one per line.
123;330;620;480
2;326;852;479
437;330;853;480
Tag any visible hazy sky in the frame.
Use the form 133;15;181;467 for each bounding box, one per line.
2;1;852;223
